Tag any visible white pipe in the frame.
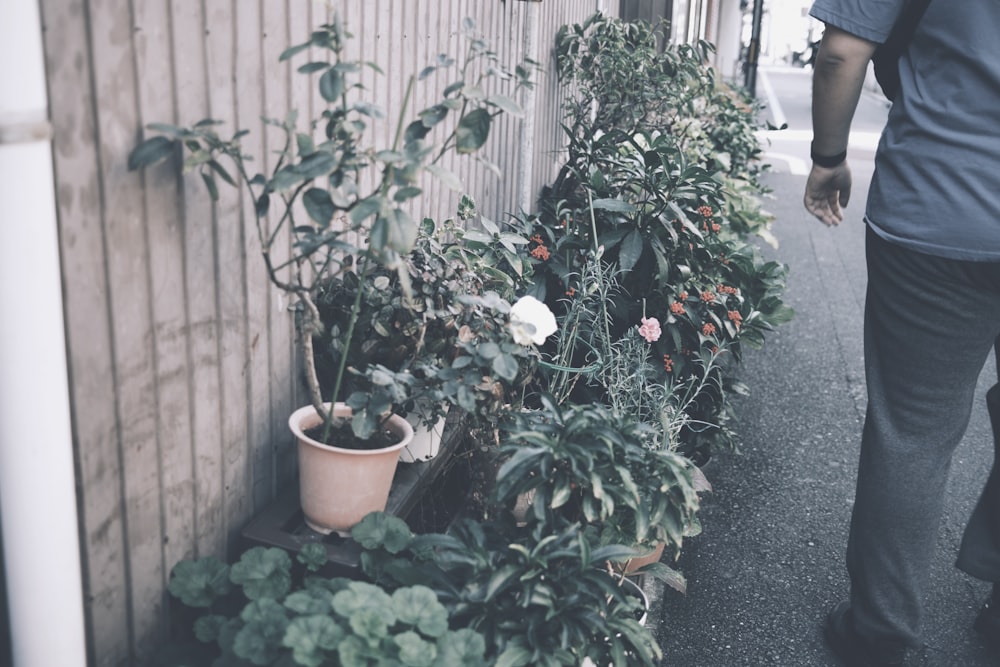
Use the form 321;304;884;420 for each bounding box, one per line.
0;2;88;666
516;0;542;215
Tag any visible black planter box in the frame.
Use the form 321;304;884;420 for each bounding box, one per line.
240;415;465;578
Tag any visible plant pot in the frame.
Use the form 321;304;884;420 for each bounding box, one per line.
511;489;536;526
289;402;413;535
400;407;448;463
616;542;666;576
620;576;649;627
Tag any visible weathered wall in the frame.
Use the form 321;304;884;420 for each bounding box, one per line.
39;0;614;664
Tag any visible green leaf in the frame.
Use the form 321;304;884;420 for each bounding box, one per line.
591;198;636;213
284;588;335;615
392;586;448;637
296;133;315;157
425;164;463;191
283;615;345;667
193;614;227;643
208;160;236;187
394;186;423;203
297;61;330;74
351;512;414;554
437;629;486;666
128;135;175;170
200;170;219;201
618;229;644;273
640;562;688;594
233;598;290;665
279;42;310;61
255;193;270;218
230;547;293;601
460;230;493;245
495;645;532;667
419;104;449;128
296;151;338;180
145;122;188;137
349;196;384;226
319;67;346;102
167;557;232;607
297;543;328;572
303;188;335;227
455;108;491;154
483;564;520;601
486;94;523;116
395;631;437;667
492;353;519;382
387;207;417;253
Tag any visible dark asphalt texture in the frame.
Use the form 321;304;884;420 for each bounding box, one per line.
646;92;999;666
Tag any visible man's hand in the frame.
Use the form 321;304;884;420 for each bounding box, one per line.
804;162;852;226
804;24;874;226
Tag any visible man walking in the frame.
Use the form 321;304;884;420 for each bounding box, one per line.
803;1;1000;664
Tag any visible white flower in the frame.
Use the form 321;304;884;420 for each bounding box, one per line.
508;295;557;346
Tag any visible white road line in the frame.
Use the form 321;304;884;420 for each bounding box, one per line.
757;128;883;151
762;151;809;176
758;68;787;129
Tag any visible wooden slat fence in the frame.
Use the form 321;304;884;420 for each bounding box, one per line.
39;1;617;663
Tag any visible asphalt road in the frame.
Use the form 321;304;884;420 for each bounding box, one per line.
648;66;999;666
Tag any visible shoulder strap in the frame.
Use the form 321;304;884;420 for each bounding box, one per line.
873;0;931;100
886;0;931;52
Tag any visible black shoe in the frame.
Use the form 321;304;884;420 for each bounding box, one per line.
974;596;1000;648
824;601;907;666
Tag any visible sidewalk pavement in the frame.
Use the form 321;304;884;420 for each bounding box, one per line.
647;163;998;666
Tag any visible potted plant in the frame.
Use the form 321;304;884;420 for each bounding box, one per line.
492;398;703;592
351;512;661;667
160;543;486;666
527;11;793;463
128;16;530;533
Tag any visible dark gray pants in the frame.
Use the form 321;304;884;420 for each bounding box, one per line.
848;228;1000;647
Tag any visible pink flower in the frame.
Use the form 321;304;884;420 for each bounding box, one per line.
638;317;662;343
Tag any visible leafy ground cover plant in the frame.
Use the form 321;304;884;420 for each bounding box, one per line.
352;513;661;667
160;544;485;667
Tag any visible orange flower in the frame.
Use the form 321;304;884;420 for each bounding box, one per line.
565;286;577;297
702;322;716;336
670;301;686;315
678;291;689;300
700;291;715;303
727;310;742;329
663;354;674;372
718;284;738;295
698;205;713;218
530;245;550;261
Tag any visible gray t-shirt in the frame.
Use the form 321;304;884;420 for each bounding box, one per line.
810;0;1000;262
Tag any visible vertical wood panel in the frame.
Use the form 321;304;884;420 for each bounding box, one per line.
170;0;226;565
131;0;196;653
234;0;274;514
203;0;251;552
39;1;128;663
261;0;298;490
90;0;165;660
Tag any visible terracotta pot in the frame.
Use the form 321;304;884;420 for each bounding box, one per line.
400;406;448;463
289;402;413;535
618;542;666;575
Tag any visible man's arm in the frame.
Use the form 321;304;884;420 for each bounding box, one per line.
803;25;878;226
